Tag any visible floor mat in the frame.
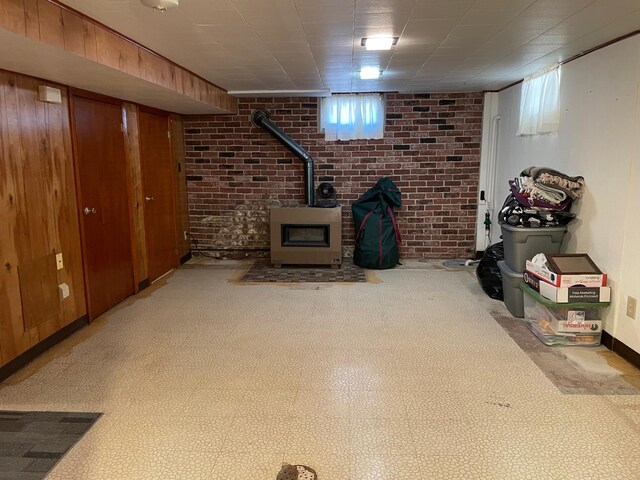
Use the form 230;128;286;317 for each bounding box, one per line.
0;411;101;479
239;257;367;283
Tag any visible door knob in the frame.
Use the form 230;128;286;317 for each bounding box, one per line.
83;207;96;215
145;196;154;202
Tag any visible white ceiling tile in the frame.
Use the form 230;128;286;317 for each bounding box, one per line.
548;0;640;40
388;53;430;66
355;11;412;30
355;0;416;14
186;10;246;26
400;19;460;44
461;5;531;26
264;41;312;53
519;0;597;18
411;1;475;20
34;0;640;94
294;0;354;6
296;6;354;23
354;26;406;38
471;0;535;10
306;34;354;47
441;25;504;47
431;46;473;58
303;22;355;37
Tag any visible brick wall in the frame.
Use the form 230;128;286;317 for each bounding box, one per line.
184;93;483;259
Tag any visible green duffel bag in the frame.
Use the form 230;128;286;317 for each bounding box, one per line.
352;177;402;269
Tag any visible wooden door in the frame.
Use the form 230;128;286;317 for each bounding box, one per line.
72;96;134;319
139;110;178;282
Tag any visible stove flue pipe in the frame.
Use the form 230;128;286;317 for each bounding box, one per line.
251;109;315;206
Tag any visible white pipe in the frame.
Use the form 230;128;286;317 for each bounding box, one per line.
486;114;501;208
485;114;501;247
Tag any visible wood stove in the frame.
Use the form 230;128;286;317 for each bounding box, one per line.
252;109;343;267
270;206;342;267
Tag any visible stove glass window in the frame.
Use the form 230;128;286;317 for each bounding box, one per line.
282;224;330;247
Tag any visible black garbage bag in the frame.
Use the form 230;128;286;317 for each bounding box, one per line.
476;242;504;300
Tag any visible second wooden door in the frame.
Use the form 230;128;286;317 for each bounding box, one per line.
139;110;178;282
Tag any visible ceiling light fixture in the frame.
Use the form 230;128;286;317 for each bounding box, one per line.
140;0;179;12
360;67;382;80
361;37;398;51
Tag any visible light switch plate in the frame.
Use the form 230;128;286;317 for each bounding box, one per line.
55;253;64;270
58;283;70;300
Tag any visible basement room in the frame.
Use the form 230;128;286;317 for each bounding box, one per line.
1;0;640;479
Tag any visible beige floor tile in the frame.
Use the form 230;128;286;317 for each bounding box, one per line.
181;388;248;417
235;389;299;417
248;365;302;391
292;389;351;419
350;418;415;457
0;263;637;479
283;453;351;480
284;416;352;456
210;453;285;480
350;389;407;419
350;453;426;480
221;415;292;455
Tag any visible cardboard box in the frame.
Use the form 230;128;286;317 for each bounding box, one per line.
525;261;607;288
523;271;611;303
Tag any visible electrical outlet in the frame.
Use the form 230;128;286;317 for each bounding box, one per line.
627;296;637;320
55;253;64;270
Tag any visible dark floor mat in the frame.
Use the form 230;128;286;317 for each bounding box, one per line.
0;411;101;479
240;257;367;283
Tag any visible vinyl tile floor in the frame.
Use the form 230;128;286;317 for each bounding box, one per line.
0;261;639;480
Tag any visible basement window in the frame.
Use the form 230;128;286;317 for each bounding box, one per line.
517;65;561;136
319;93;384;141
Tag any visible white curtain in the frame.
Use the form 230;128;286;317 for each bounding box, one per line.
517;65;561;136
320;93;384;141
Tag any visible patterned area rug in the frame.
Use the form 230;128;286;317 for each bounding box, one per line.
0;411;101;480
240;257;367;283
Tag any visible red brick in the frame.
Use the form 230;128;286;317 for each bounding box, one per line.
184;94;483;258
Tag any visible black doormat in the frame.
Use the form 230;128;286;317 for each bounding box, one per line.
0;410;101;479
239;258;367;283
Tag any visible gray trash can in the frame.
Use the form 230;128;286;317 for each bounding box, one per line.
498;260;524;318
501;224;566;272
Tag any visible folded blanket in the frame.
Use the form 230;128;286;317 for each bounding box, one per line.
520;166;585;199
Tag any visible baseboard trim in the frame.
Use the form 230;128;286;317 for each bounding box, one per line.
179;251;192;265
138;278;150;291
0;315;89;382
601;331;640;370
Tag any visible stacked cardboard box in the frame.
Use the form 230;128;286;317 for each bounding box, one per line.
523;258;609;304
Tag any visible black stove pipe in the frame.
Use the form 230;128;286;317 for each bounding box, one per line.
251;109;315;206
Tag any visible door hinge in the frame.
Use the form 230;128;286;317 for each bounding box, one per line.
167;130;171;139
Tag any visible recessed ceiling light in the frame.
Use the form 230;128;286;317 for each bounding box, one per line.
361;37;398;51
360;67;382;80
140;0;179;12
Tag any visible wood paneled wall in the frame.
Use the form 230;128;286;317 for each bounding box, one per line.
0;68;193;369
170;115;190;259
0;71;86;366
123;102;149;287
0;0;237;113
